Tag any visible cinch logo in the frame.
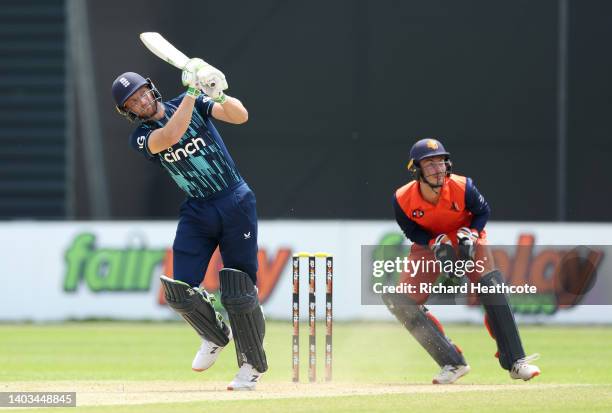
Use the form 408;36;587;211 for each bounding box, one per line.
163;137;206;163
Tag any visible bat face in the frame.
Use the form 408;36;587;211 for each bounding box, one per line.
139;32;190;70
139;32;226;90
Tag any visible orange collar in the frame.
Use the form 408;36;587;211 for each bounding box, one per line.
417;177;451;206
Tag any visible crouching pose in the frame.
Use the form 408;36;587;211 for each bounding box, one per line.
385;138;540;384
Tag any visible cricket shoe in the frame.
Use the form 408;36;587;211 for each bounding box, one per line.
510;354;541;381
227;363;263;391
432;364;471;384
192;329;233;372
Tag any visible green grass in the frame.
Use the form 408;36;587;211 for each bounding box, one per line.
22;388;612;413
1;321;611;412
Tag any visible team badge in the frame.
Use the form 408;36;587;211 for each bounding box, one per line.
426;139;439;150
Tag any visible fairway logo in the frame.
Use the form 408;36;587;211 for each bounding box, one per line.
483;235;603;314
157;247;292;308
64;233;166;292
162;137;206;163
373;232;604;315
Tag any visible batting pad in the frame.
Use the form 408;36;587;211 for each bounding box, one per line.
220;268;268;373
160;275;231;347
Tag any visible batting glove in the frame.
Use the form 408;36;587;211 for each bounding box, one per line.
182;58;206;89
197;66;228;103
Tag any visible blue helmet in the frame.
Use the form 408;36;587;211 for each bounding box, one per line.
407;138;452;181
111;72;161;122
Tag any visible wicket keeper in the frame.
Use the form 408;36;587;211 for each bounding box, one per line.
111;59;266;390
385;138;541;384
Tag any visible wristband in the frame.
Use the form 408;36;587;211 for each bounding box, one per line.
213;92;226;104
186;87;201;98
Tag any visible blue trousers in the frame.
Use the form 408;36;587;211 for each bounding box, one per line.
172;182;258;287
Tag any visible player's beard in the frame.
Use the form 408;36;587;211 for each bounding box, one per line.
137;99;158;120
136;89;160;120
424;171;445;188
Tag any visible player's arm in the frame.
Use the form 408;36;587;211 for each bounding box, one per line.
147;58;207;154
392;195;431;245
464;177;491;233
210;97;248;124
195;64;248;124
147;93;198;154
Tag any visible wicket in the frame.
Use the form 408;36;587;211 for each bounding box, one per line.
292;252;333;382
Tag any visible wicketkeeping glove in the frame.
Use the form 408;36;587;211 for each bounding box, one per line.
456;227;479;261
429;234;459;277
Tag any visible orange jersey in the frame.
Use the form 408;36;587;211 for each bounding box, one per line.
393;174;490;245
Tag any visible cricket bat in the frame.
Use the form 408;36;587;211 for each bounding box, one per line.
139;32;192;70
139;32;227;91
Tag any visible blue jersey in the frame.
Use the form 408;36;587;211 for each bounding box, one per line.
129;94;243;198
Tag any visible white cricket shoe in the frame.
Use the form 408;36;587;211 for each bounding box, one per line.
432;364;471;384
510;354;541;381
227;363;263;391
192;330;232;372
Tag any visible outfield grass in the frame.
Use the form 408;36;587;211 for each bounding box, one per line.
1;321;611;412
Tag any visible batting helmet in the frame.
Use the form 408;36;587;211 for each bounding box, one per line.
111;72;161;122
407;138;452;179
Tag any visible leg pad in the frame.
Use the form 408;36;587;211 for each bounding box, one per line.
383;293;466;367
478;270;525;370
220;268;268;373
160;275;230;347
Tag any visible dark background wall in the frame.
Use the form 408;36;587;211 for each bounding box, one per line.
79;0;611;221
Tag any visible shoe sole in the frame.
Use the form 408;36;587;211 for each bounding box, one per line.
227;386;256;391
510;370;541;381
432;365;471;385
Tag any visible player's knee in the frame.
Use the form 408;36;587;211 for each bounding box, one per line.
218;259;258;285
477;269;503;286
382;293;422;327
219;268;259;313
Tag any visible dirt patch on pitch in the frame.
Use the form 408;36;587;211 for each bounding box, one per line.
0;381;587;407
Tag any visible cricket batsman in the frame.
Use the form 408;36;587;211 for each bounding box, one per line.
111;59;266;390
384;138;541;384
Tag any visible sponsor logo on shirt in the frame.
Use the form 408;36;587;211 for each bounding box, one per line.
162;137;206;163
